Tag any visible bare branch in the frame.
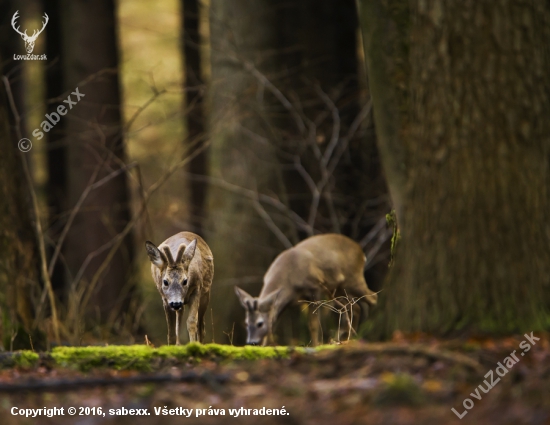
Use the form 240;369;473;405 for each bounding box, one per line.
359;216;387;249
2;76;60;344
185;173;313;235
314;86;341;167
240;60;307;136
79;141;211;316
365;228;392;270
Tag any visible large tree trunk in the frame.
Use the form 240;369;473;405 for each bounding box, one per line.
359;0;409;227
362;0;550;336
59;0;136;334
207;0;288;344
181;0;207;234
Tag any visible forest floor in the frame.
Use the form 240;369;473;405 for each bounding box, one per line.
1;333;549;425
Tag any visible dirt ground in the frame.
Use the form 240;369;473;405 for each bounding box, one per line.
1;334;549;425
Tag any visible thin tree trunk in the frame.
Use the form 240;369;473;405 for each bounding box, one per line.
362;0;550;336
44;0;66;298
207;0;287;343
182;0;207;234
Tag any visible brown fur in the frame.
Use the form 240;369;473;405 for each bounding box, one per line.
146;232;214;345
235;234;377;346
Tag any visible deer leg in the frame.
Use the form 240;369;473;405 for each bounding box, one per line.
308;305;320;346
164;304;176;345
197;292;210;343
265;315;276;346
186;293;200;342
175;309;183;345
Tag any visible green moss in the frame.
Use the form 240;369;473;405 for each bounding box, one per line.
48;343;333;371
15;350;39;368
386;210;401;267
0;350;40;369
155;343;296;360
51;345;157;371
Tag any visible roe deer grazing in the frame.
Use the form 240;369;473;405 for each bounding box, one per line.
235;234;377;346
145;232;214;345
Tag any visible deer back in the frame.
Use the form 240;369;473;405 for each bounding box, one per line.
261;233;366;299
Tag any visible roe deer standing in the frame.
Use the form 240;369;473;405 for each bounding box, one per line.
235;233;377;346
145;232;214;345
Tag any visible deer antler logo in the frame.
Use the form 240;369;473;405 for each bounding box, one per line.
11;10;49;54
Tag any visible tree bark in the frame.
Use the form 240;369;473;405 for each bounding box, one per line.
182;0;207;234
59;0;136;331
44;0;67;298
362;0;550;336
359;0;409;226
207;0;288;343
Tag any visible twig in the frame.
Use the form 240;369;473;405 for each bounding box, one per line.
2;76;60;345
47;161;137;278
241;60;306;136
359;216;387;249
365;228;392;269
185;173;313;235
79;141;210;315
223;322;235;346
315;86;341;168
252;199;292;249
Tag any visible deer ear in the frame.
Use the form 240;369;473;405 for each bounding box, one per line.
181;239;197;263
145;241;165;268
175;243;187;264
234;286;255;310
258;289;282;312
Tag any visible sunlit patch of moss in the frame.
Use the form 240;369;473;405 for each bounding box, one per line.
0;351;40;369
157;343;292;360
14;351;39;368
51;345;157;371
313;344;340;352
49;343;337;370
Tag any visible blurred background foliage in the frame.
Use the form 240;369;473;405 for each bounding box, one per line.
0;0;391;348
1;0;548;350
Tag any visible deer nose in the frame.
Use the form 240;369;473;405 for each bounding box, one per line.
246;341;259;346
169;302;183;311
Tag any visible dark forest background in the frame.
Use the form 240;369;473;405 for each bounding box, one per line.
1;0;548;350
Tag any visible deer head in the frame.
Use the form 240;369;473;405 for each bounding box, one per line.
12;11;49;54
234;287;281;345
145;239;197;311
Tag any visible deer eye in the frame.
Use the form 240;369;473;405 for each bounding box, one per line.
257;321;264;328
163;279;169;286
183;278;188;286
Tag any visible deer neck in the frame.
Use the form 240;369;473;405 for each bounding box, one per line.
267;289;293;330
